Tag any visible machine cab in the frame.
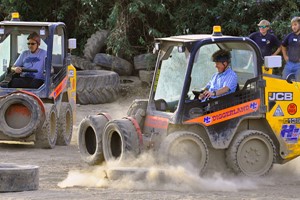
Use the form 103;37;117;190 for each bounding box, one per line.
0;13;73;98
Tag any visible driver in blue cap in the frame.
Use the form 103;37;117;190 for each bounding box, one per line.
198;49;238;100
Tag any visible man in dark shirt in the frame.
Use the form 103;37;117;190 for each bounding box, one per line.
249;20;281;58
282;17;300;81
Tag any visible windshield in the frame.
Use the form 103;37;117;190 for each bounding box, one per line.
154;46;188;103
0;30;48;83
190;42;257;96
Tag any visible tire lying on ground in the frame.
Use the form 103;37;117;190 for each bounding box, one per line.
119;76;142;96
0;93;43;138
0;163;39;192
78;114;109;165
93;53;133;76
71;55;101;70
133;53;156;71
83;30;109;61
56;102;73;146
138;70;155;86
76;70;120;105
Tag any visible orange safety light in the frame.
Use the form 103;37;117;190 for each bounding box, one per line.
11;12;20;21
212;25;222;36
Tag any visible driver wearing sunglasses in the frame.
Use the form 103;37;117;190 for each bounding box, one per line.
9;31;47;88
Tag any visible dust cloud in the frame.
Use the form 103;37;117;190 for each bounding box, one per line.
57;151;278;192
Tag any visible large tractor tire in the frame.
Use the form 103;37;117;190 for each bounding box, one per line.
0;163;39;192
93;53;133;76
76;70;120;105
83;30;109;61
35;104;58;149
226;130;275;177
133;53;156;71
159;131;208;175
93;53;113;69
78;115;109;165
71;55;100;70
56;102;73;146
102;119;141;162
119;76;142;96
0;93;43;138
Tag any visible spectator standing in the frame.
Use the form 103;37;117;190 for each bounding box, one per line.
282;17;300;80
249;19;281;58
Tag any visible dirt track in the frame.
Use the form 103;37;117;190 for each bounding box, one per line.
1;94;300;200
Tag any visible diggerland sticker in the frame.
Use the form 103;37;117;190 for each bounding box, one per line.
185;99;260;126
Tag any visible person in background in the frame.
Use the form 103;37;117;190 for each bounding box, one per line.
9;32;46;88
198;49;237;100
281;17;300;80
249;19;281;58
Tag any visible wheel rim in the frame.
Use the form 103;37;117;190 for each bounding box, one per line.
237;135;273;176
167;136;207;173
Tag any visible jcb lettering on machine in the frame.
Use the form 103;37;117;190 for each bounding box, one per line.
268;92;293;101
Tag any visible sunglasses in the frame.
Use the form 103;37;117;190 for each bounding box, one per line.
27;42;37;45
259;26;268;29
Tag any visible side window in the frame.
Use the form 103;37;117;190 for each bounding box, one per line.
189;44;219;95
0;35;11;80
231;49;256;87
52;27;64;66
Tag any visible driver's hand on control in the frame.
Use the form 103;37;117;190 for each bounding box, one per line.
198;90;213;100
12;66;22;74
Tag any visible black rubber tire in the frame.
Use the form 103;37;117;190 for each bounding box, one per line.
83;30;109;61
93;53;133;76
159;131;208;175
71;55;101;70
138;70;154;85
127;99;148;117
77;115;109;165
119;76;142;96
133;53;156;71
35;104;58;149
56;102;73;146
0;93;43;138
93;53;114;68
102;119;140;162
226;130;275;177
76;70;120;105
0;163;39;192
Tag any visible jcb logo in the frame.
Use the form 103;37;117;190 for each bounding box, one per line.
269;92;293;101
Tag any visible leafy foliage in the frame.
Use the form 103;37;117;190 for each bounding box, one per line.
0;0;300;59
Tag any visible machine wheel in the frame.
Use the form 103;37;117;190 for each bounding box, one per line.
0;93;43;138
102;119;140;162
83;30;109;61
159;131;208;175
226;130;275;176
0;163;39;192
77;115;109;165
56;102;73;146
76;70;120;105
35;104;58;149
